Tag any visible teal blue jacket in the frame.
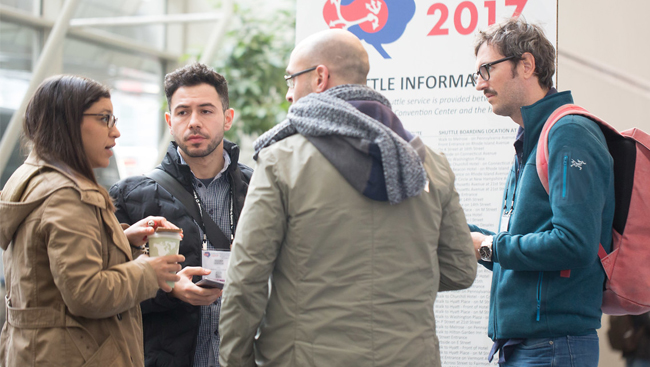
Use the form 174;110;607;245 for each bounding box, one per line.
471;91;615;340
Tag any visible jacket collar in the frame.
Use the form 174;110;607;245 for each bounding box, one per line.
23;153;107;210
223;139;241;172
0;153;107;251
520;90;574;160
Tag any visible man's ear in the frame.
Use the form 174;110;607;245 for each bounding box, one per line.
519;52;536;80
224;108;234;132
314;65;330;93
165;111;172;131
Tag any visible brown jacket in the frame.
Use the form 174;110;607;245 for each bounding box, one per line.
0;154;159;367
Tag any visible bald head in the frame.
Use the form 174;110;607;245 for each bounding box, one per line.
292;29;370;86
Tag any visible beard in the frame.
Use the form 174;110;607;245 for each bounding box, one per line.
489;96;517;118
177;132;223;158
487;66;520;117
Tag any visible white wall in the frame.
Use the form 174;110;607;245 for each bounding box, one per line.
558;0;650;132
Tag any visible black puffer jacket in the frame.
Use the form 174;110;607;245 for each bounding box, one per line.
109;140;252;367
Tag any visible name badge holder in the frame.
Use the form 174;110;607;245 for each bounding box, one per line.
202;250;231;283
500;209;511;233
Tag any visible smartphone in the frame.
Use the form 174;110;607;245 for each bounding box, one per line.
196;278;225;289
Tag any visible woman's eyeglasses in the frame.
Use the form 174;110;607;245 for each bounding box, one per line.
84;113;118;129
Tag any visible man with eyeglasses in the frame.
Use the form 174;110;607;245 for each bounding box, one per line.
218;28;477;367
469;18;615;366
110;63;253;367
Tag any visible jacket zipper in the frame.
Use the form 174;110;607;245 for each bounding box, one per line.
493;274;499;337
562;155;568;198
536;272;543;321
494;163;519;338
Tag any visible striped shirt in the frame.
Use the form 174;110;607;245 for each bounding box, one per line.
179;148;232;367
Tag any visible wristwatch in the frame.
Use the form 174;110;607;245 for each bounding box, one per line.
479;236;493;262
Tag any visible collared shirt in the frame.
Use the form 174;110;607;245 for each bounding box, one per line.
178;148;232;367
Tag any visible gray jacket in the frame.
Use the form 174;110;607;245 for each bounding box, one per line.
219;134;476;367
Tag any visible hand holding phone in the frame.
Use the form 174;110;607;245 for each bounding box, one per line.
196;278;225;289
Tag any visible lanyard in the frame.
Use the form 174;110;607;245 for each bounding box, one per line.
502;153;521;215
193;184;235;250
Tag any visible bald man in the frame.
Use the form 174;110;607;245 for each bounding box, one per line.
218;29;477;367
284;29;369;104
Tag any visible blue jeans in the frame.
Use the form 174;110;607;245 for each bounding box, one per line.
501;334;599;367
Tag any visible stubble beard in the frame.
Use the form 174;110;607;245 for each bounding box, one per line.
485;89;508;117
490;99;509;117
177;135;223;158
488;80;521;119
492;100;518;119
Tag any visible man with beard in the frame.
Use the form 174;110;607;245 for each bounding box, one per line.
469;18;615;366
110;63;252;367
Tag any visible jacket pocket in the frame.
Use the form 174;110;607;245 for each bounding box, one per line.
519;337;554;350
80;335;120;367
65;324;100;364
5;303;120;367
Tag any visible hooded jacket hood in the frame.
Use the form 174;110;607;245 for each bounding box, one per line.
0;153;104;251
253;84;426;204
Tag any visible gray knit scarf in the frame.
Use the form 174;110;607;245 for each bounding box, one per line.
253;84;426;204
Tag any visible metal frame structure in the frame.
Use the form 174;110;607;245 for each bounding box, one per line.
0;5;180;61
70;13;226;28
0;0;233;177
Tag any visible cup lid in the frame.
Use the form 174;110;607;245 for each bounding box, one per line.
155;228;183;233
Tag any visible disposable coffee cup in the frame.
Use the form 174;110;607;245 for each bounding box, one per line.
148;228;183;288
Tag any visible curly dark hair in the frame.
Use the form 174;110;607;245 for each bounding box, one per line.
475;17;555;90
164;63;229;111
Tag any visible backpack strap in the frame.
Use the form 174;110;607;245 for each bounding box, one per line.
147;169;230;250
537;104;585;193
147;169;201;223
536;104;618;193
622;128;650;151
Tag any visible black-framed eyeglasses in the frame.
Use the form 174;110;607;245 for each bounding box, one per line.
84;113;118;129
473;56;516;83
284;66;317;89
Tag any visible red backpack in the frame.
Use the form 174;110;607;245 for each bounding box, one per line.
536;104;650;315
